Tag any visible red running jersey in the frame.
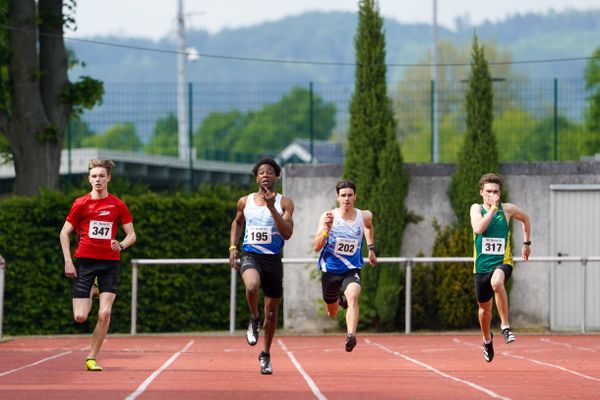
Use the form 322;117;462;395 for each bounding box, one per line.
66;193;133;261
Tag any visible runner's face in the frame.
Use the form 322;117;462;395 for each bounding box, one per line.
480;183;500;205
337;188;356;209
255;164;277;189
88;167;111;192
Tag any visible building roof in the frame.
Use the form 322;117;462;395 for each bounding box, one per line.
277;139;344;165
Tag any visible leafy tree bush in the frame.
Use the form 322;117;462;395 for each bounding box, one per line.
145;113;178;156
194;86;336;161
83;123;143;152
584;46;600;155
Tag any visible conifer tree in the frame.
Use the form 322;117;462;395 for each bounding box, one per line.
434;35;500;328
343;0;408;329
449;35;499;228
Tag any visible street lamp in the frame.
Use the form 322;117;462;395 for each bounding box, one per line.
176;1;201;161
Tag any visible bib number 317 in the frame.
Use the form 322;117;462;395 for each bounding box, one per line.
482;237;505;255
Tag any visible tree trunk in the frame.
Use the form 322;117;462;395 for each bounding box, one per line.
4;0;69;195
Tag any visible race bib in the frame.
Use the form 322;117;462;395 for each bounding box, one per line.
334;238;359;256
482;237;505;255
89;220;112;240
247;226;272;244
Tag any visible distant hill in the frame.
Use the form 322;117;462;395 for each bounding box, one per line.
68;9;600;84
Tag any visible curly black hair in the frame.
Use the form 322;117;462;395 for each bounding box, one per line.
252;156;281;177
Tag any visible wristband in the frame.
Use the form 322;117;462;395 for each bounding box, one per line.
522;241;531;246
322;230;329;237
368;244;375;252
229;245;237;251
119;243;124;251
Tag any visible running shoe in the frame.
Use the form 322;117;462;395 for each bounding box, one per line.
85;358;103;371
246;316;260;346
483;333;494;363
502;327;516;344
345;333;357;352
258;351;272;375
338;292;348;310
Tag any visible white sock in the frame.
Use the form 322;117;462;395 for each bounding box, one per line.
501;324;510;330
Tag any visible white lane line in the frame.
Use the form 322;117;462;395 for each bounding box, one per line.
368;339;511;400
503;352;600;382
0;351;72;377
278;339;327;400
539;338;595;352
453;338;600;383
124;340;194;400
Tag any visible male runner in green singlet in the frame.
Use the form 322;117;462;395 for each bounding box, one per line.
470;173;531;363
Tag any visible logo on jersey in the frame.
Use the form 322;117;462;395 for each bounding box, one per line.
98;210;111;216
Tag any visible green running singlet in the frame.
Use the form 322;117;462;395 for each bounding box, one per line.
473;203;512;274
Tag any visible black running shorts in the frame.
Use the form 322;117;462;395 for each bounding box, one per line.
73;258;119;298
474;264;513;303
321;269;361;304
239;252;283;299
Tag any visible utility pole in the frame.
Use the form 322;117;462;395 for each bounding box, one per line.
177;0;189;161
431;0;439;163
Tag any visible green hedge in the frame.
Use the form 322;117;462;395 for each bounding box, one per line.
0;190;253;335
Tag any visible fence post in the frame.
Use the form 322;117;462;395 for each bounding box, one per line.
131;261;138;335
230;267;237;336
405;260;412;334
553;78;558;161
581;257;587;334
309;81;314;163
188;82;194;190
0;262;4;339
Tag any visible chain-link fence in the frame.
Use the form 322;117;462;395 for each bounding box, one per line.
71;79;596;166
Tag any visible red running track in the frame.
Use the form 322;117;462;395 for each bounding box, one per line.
0;334;599;399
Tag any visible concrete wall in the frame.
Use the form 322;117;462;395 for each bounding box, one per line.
282;161;600;332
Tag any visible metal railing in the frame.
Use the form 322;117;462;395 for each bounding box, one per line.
130;256;599;336
0;256;594;339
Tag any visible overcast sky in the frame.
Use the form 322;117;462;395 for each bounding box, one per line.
71;0;600;41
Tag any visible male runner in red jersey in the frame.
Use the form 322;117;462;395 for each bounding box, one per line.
60;159;136;371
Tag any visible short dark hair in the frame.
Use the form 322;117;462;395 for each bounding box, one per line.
479;173;503;190
335;179;356;194
252;156;281;177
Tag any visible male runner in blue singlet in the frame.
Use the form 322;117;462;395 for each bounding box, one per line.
229;157;294;374
313;180;376;352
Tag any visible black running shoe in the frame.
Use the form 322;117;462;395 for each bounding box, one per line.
258;351;272;375
338;292;348;310
502;327;516;344
483;333;494;363
246;317;260;346
345;333;357;352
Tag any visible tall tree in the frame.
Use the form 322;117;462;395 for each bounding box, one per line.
434;35;500;328
343;0;408;330
0;1;102;195
449;35;499;226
